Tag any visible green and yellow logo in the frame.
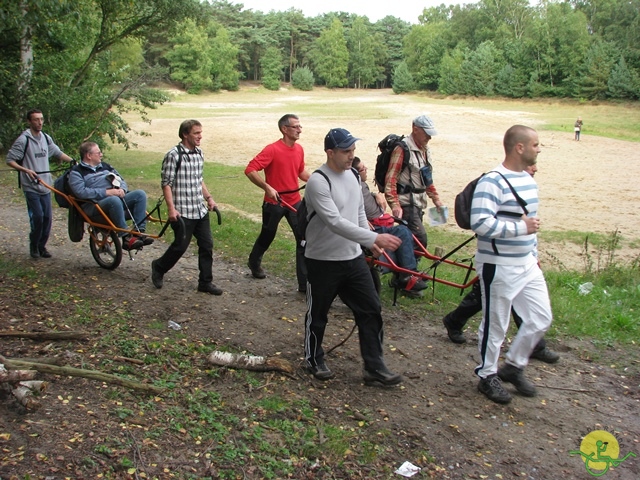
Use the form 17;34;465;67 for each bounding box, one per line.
570;430;636;477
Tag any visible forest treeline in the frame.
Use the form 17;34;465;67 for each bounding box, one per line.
1;0;638;153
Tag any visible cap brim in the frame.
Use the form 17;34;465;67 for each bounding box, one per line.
423;128;437;136
335;137;360;149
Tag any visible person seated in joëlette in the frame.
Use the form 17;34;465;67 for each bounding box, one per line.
68;142;153;250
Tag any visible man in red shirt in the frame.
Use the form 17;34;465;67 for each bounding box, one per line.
245;114;310;292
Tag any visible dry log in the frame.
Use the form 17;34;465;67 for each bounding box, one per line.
19;380;47;392
0;355;163;394
11;385;40;409
0;331;89;341
207;351;294;374
0;368;37;383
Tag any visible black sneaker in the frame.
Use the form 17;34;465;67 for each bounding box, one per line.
298;285;307;294
306;362;335;380
443;314;467;344
530;347;560;364
247;260;266;279
39;248;52;258
30;245;40;259
478;374;512;404
122;234;143;251
363;366;403;387
138;230;154;246
498;363;537;397
151;260;163;289
197;283;223;296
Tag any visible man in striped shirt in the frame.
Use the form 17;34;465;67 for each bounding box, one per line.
471;125;553;404
151;119;223;295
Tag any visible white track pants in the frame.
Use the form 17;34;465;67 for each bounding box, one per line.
475;258;553;378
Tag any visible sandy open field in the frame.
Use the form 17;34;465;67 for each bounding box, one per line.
126;86;640;264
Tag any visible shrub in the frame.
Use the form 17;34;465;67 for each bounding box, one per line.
291;67;314;91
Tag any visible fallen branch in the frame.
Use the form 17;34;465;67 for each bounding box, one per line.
207;351;294;374
113;356;145;365
0;331;89;341
0;355;163;394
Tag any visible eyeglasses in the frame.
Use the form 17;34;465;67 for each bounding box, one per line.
285;125;302;130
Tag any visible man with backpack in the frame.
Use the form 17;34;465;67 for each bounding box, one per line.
151;119;223;296
244;114;310;292
471;125;553;405
443;163;559;364
383;115;443;250
5;109;73;258
303;128;403;386
68;142;152;251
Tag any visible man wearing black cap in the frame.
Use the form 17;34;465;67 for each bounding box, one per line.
384;114;443;250
302;128;404;387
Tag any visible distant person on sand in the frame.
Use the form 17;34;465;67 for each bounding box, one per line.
574;117;583;141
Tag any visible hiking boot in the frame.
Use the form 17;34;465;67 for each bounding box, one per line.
306;362;335;380
363;366;403;387
443;314;467;344
530;347;560;364
197;283;223;296
39;248;52;258
498;363;537;397
122;234;143;251
151;260;163;289
478;374;512;404
30;245;40;259
248;260;266;279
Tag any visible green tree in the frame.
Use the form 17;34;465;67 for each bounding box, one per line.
404;22;449;90
0;0;199;152
165;19;213;93
291;66;315;90
526;1;590;96
373;16;411;88
391;61;415;93
438;45;466;95
347;17;384;88
458;41;501;96
608;57;640;99
261;46;284;90
575;39;617;99
310;18;349;88
208;25;240;91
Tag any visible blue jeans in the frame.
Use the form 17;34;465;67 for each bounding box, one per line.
375;224;416;271
84;190;148;235
24;191;52;251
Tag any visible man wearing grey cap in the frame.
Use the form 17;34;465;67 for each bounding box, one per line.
384;114;443;249
302;128;404;387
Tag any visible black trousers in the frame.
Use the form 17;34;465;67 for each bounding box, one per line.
304;255;386;371
447;281;547;352
154;214;214;287
250;201;306;288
